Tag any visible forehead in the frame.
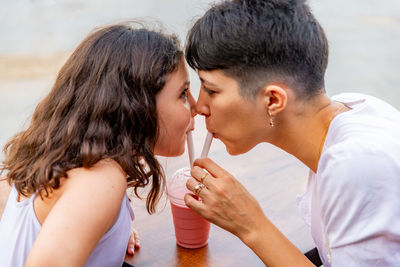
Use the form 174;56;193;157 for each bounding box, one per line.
156;64;188;113
198;70;239;89
160;61;189;94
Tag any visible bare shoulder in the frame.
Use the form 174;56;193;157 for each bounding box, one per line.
54;159;128;217
46;158;129;230
32;159;127;225
65;159;127;196
26;160;129;265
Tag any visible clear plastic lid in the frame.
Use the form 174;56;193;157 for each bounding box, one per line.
166;167;192;207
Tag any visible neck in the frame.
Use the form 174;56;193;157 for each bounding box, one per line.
270;94;349;173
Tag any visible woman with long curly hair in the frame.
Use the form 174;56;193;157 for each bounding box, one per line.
0;22;195;266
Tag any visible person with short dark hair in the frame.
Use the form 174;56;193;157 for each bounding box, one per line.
0;22;196;266
184;0;400;266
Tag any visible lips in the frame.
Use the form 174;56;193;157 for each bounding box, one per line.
205;121;218;138
206;126;216;136
186;122;195;133
206;130;218;139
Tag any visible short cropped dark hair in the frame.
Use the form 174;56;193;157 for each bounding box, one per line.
186;0;329;99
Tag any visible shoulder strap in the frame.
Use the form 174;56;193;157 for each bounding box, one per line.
125;194;135;221
0;180;12;220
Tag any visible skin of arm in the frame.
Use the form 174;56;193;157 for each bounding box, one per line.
25;159;127;267
185;158;314;267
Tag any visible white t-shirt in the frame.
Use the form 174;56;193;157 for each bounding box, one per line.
297;93;400;266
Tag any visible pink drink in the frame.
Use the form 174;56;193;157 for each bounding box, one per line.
167;168;210;248
170;202;210;248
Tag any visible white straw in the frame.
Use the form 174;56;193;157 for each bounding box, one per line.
187;131;195;167
200;132;213;158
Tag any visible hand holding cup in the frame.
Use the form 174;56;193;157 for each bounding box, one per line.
185;158;268;245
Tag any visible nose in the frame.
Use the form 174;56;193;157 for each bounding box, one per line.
196;89;210;117
187;90;197;117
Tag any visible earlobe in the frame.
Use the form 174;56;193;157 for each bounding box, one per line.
263;84;287;116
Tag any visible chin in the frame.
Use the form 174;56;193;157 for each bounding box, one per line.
224;141;255;156
155;144;185;157
175;147;186;156
170;144;186;157
224;143;245;156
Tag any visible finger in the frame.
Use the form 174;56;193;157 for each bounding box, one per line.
186;178;209;199
132;229;141;248
127;242;135;255
191;166;215;188
193;158;228;178
126;229;140;255
184;193;208;217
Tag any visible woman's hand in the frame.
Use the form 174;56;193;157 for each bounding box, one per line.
184;158;268;244
184;158;314;267
126;228;141;255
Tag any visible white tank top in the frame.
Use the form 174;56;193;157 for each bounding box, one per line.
0;185;135;267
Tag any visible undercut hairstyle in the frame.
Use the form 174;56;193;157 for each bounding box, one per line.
1;22;183;213
186;0;329;99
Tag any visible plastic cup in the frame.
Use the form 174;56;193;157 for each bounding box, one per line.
166;167;210;248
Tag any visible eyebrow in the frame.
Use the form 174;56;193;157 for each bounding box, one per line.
180;80;190;88
199;77;219;88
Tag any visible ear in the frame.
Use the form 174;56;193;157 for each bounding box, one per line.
259;84;288;116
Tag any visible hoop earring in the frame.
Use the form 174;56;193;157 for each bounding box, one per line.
268;110;274;127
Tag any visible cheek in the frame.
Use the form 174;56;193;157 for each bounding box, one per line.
214;102;242;131
155;105;191;156
213;103;255;148
180;106;192;130
172;107;192;144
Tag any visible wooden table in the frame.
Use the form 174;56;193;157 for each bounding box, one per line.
124;198;265;267
124;141;316;267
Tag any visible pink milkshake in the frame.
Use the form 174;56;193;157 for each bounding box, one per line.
167;167;210;248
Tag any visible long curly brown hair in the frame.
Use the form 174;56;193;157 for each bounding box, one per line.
1;22;183;213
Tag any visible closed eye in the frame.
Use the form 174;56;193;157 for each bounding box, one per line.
203;86;216;95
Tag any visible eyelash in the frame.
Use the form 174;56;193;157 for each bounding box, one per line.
203;86;216;95
180;88;189;99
